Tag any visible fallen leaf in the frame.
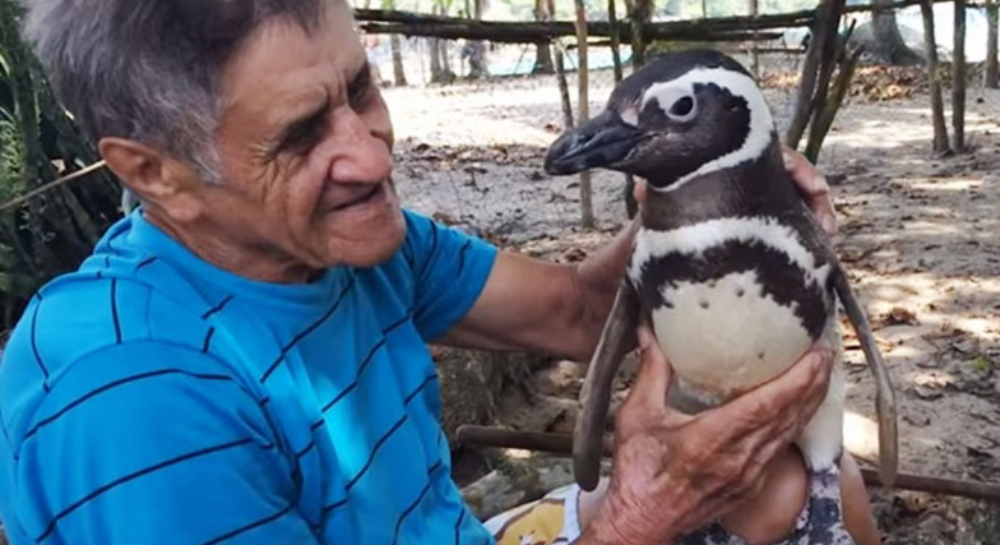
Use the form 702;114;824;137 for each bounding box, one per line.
883;306;919;326
971;354;994;373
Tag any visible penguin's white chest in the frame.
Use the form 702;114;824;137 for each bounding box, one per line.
652;270;813;400
630;218;833;403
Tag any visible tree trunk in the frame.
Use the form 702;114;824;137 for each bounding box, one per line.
442;39;453;75
532;0;555;74
391;33;408;86
920;0;950;154
987;0;998;88
952;0;966;152
785;0;846;149
466;0;487;79
627;0;653;68
545;0;574;129
573;0;595;229
429;37;443;80
533;42;555;74
870;0;923;65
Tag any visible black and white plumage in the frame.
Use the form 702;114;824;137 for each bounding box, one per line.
544;50;897;495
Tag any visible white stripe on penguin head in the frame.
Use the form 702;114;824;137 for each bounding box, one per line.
640;67;775;192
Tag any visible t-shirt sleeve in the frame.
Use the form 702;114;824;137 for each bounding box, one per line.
401;210;498;341
11;341;320;545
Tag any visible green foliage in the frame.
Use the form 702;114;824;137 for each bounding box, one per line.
0;0;123;328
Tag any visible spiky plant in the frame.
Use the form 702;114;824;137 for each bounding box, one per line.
0;0;122;329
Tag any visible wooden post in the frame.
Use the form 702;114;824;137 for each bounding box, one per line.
547;0;575;129
805;47;863;161
573;0;595;228
607;0;624;82
785;0;846;149
986;0;998;89
608;0;634;219
391;34;409;86
952;0;966;153
920;0;950;154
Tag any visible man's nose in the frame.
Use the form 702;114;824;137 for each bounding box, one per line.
327;109;393;183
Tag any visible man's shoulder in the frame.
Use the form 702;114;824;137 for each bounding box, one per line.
10;260;214;365
0;267;245;452
0;260;224;408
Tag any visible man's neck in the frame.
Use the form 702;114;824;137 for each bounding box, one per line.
143;210;324;284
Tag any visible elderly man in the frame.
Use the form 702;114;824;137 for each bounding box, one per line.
0;0;876;544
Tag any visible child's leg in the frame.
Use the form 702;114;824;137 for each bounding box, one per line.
713;449;880;545
840;453;881;545
575;449;880;545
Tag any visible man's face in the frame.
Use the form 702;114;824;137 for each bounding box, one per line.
208;1;404;270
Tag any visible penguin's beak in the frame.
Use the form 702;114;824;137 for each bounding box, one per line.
544;110;645;175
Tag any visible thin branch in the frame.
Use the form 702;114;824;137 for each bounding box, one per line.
0;161;107;214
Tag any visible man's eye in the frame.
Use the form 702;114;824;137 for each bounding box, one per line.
283;122;323;153
348;68;373;109
348;85;371;109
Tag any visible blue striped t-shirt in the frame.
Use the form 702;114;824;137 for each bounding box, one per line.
0;208;498;545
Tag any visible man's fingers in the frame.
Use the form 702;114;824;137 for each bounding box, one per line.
807;194;837;236
782;147;836;235
632;176;648;204
715;347;832;436
625;325;674;412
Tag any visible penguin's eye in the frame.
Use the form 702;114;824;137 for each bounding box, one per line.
668;96;697;121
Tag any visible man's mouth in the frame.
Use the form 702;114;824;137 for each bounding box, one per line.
328;182;384;212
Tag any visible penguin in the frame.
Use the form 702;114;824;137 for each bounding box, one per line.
542;50;898;499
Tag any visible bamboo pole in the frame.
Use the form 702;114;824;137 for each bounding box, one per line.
545;0;574;130
920;0;950;154
952;0;967;152
572;0;595;229
988;0;998;88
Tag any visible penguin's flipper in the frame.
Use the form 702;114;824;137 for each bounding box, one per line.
832;264;898;487
574;279;639;492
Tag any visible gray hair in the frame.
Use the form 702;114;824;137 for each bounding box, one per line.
23;0;328;182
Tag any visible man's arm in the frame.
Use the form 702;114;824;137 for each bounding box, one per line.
435;221;635;362
439;148;836;362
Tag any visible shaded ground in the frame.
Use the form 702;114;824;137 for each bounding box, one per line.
386;58;1000;544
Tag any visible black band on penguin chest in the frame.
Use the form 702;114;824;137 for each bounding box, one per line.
635;239;830;340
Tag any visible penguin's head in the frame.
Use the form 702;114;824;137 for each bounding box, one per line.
544;49;776;188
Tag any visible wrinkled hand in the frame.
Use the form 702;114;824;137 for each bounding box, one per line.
581;326;833;545
781;147;836;235
631;146;836;235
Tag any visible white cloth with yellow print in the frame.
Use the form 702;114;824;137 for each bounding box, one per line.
483;484;583;545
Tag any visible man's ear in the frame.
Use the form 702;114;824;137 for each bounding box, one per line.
99;137;205;223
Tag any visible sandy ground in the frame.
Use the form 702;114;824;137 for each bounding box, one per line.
384;58;1000;544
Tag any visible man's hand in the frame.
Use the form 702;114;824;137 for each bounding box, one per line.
782;147;836;235
580;326;833;545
